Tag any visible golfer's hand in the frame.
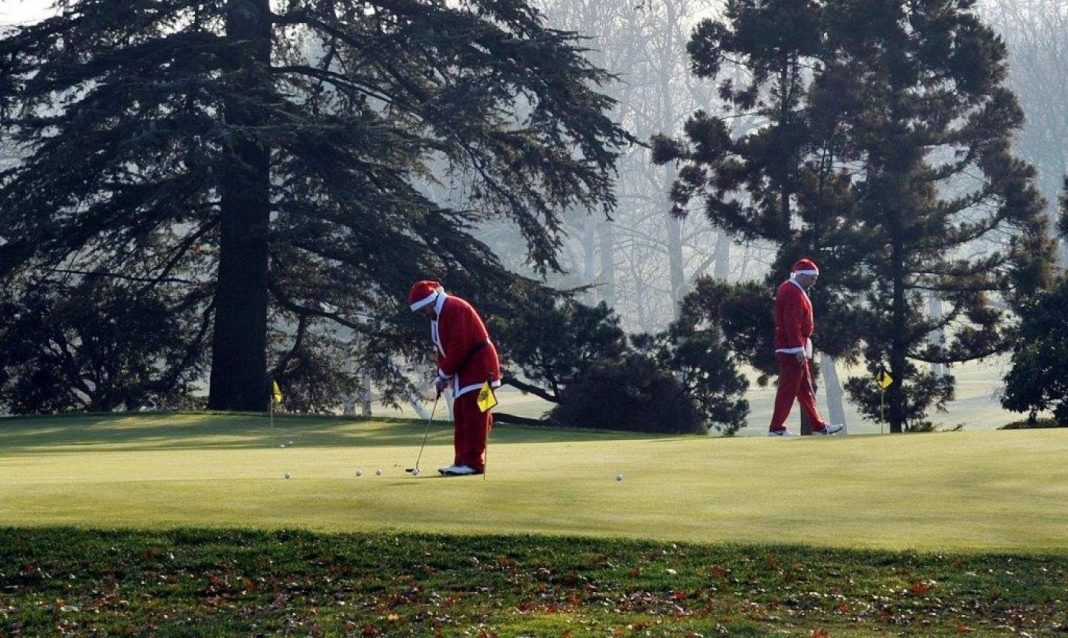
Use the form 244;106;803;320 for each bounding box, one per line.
435;377;449;396
795;351;806;362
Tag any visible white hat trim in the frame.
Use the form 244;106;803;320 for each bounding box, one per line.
410;291;440;311
793;269;819;276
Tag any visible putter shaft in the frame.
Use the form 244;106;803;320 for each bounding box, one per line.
411;395;439;472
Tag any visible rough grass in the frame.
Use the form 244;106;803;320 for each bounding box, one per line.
1;413;1066;553
1;527;1065;637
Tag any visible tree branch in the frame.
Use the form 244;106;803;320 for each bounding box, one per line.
500;374;559;403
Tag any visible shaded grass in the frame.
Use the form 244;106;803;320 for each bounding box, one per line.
0;411;643;452
1;527;1065;637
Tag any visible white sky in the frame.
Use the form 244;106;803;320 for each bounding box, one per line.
0;0;57;26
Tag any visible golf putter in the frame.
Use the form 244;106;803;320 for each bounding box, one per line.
406;394;439;474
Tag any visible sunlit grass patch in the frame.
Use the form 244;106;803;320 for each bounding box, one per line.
1;413;1066;553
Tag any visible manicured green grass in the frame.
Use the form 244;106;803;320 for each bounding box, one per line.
1;527;1065;637
1;413;1066;553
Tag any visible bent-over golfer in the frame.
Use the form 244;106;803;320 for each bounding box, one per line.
768;259;843;436
409;280;501;475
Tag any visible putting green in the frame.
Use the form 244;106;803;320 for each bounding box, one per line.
1;413;1065;553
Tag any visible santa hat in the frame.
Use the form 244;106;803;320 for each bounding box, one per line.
792;258;820;276
408;280;443;311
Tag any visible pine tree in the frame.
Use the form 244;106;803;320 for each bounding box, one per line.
1000;272;1068;425
656;0;1055;432
1000;179;1068;425
826;0;1054;431
0;0;631;411
651;0;871;352
654;0;823;243
651;0;869;433
1060;176;1068;239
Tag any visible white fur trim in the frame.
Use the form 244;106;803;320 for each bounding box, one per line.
454;378;501;399
410;291;439;311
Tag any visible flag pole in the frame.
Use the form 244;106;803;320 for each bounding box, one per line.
879;388;884;434
479;376;497;482
875;367;892;434
483;379;489;482
269;380;282;430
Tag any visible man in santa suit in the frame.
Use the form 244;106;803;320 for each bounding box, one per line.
409;280;501;475
768;259;843;436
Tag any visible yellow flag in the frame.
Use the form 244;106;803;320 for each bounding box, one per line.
875;369;893;390
476;380;498;413
272;380;283;404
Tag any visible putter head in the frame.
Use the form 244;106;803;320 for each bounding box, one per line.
405;467;419;474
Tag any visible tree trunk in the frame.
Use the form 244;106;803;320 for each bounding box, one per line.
493;412;546;426
658;4;685;315
820;351;847;431
713;231;731;280
888;229;907;433
800;365;815;434
599;217;615;307
360;373;373;417
501;374;558;404
928;295;945;379
345;373;374;417
582;213;598;305
407;394;430;420
667;213;685;310
207;0;272;411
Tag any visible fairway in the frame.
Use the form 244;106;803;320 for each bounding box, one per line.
1;413;1065;554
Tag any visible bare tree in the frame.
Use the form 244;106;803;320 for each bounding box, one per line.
535;0;760;334
981;0;1068;267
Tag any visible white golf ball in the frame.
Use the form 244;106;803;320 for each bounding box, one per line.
616;473;623;482
375;469;382;476
284;472;290;479
355;469;362;477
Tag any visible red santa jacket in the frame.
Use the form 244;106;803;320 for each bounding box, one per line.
773;277;814;356
431;293;501;398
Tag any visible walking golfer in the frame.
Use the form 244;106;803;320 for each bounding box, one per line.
768;259;843;436
409;280;501;475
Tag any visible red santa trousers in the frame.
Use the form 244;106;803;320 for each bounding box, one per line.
769;353;828;431
452;391;493;472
